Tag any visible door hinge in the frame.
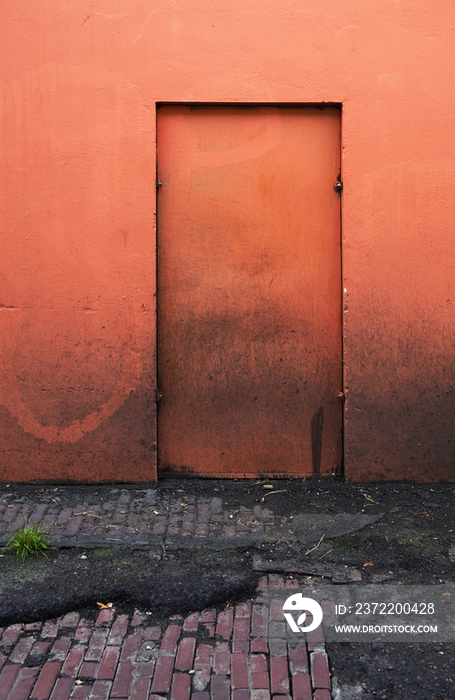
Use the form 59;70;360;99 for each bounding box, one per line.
156;179;163;189
334;181;343;194
155;389;162;402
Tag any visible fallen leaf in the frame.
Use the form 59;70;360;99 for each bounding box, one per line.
97;602;114;609
363;562;374;567
75;680;84;685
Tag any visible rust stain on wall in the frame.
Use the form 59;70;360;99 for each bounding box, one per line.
2;317;142;444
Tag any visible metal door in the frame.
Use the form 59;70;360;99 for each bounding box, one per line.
157;105;341;477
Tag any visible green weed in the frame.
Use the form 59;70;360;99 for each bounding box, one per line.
6;524;53;562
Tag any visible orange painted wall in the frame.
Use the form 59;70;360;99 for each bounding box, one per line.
1;1;454;481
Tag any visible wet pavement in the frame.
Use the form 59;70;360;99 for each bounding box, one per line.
0;478;454;699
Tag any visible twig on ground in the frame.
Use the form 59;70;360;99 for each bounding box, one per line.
305;534;325;555
319;548;333;559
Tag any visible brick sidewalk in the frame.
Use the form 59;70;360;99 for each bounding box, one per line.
0;575;332;700
0;489;283;550
0;486;336;699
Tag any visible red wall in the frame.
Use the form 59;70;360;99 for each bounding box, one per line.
1;1;454;481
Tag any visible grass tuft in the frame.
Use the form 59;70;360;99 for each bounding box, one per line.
6;523;53;562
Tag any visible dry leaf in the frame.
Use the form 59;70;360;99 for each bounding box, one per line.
363;562;374;567
97;602;114;609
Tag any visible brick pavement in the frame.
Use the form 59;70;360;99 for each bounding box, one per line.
0;489;282;550
0;575;332;700
0;486;336;698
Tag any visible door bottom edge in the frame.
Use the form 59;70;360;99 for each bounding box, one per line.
157;470;340;479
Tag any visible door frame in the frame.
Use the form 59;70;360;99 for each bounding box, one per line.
154;102;344;479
